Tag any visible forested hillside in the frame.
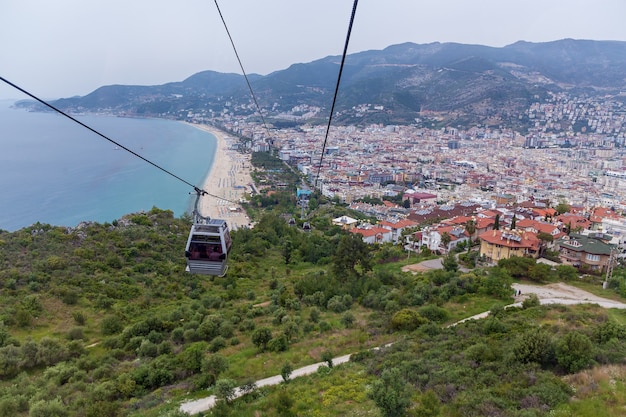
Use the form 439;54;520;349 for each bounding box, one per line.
1;192;626;416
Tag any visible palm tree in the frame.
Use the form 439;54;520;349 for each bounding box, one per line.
465;219;477;247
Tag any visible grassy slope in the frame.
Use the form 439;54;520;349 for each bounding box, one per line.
2;202;626;416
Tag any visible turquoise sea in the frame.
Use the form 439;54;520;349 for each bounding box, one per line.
0;100;216;232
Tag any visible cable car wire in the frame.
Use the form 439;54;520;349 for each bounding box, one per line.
213;0;273;141
314;0;359;189
2;0;358;209
0;76;238;206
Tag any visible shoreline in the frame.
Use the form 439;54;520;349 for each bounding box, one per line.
185;123;252;230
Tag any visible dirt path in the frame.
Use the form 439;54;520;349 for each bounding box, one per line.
512;282;626;308
454;282;626;325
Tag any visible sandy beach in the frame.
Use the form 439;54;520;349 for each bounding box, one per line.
187;123;253;230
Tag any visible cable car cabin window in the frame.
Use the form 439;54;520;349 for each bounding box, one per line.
187;242;225;261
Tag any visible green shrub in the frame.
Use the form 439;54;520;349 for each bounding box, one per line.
341;312;355;328
268;334;288;352
61;290;79;305
29;398;68;417
522;293;541;309
201;354;229;387
0;345;20;377
72;311;86;325
327;295;352;313
319;321;331;332
85;401;120;417
36;337;68;366
238;319;256;332
46;255;67;270
171;328;185;343
418;305;449;323
594;320;626;344
369;368;412;417
130;215;152;226
101;316;123;336
0;398;17;417
179;342;208;374
219;321;235;339
67;327;85;341
513;328;555;367
146;330;163;344
137;340;158;358
125;336;144;352
390;309;427;331
309;308;321;323
251;327;272;351
209;336;227;353
465;342;499;364
15;309;32;328
183;329;199;343
556;331;593;373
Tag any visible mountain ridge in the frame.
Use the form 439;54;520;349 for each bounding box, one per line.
18;39;626;128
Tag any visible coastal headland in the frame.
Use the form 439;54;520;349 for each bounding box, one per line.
187;123;253;230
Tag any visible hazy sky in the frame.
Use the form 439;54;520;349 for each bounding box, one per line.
2;0;626;100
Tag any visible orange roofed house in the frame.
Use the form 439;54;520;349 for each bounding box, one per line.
349;226;393;244
478;229;540;263
379;219;419;243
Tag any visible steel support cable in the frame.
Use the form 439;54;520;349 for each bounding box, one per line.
314;0;358;190
0;76;238;205
213;0;273;141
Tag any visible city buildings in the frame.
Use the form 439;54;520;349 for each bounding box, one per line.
189;90;626;271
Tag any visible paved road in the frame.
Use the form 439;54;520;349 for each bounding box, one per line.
180;282;626;414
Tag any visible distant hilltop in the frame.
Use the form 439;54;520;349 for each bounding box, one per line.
18;39;626;129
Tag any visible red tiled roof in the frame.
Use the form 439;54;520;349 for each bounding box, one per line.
380;219;417;229
435;225;467;241
395;219;419;229
479;229;535;249
592;207;621;221
446;215;473;225
350;227;391;238
516;218;562;237
476;217;495;229
516;218;536;228
532;208;557;218
556;213;591;229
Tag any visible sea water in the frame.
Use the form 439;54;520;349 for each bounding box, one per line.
0;100;216;231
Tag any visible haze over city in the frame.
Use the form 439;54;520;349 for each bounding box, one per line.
3;0;626;100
